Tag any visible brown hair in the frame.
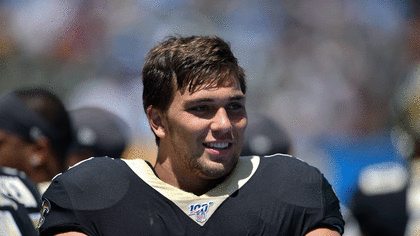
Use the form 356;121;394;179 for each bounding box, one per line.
142;35;246;113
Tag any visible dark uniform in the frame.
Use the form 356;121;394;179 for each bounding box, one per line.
38;154;344;236
349;161;420;236
0;166;41;236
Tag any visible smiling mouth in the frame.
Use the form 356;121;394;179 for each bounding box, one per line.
204;142;231;149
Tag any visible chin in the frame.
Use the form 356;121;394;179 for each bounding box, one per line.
201;168;230;180
200;158;238;179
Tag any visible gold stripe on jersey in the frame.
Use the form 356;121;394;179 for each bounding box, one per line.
123;156;260;225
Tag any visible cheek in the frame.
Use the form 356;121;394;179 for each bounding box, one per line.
170;115;209;139
234;117;248;134
0;141;27;165
180;122;209;144
3;141;19;156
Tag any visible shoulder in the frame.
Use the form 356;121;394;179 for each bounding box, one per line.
0;166;41;207
0;166;35;184
258;153;323;178
60;156;132;181
251;154;332;207
44;157;132;210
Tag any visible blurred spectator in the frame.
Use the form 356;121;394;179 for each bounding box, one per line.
67;77;149;137
241;112;292;156
67;77;157;164
0;87;73;193
0;166;41;236
347;1;420;235
349;162;409;236
268;0;409;208
265;2;410;235
66;106;130;168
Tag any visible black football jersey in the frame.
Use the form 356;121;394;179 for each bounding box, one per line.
0;166;41;236
38;154;344;236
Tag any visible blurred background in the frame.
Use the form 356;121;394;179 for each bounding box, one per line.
1;0;420;234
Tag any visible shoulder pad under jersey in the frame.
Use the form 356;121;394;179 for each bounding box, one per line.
44;157;131;210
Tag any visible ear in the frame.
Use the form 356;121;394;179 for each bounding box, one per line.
29;136;52;167
147;105;166;139
26;135;62;185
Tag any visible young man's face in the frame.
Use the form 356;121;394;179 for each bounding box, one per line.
162;79;247;180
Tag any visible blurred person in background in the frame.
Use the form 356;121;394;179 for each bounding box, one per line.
349;160;409;236
348;1;420;235
266;2;411;235
241;112;292;156
349;69;420;236
0;87;74;194
268;0;410;210
67;77;157;165
66;106;131;168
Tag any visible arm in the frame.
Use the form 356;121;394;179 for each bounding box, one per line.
305;228;341;236
56;232;88;236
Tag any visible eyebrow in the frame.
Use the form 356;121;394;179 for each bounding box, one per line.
187;95;246;104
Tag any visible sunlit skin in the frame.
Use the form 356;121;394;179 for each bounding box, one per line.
150;79;247;196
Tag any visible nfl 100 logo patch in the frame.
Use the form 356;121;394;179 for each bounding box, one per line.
188;201;214;223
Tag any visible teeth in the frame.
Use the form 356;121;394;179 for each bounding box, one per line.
206;142;229;149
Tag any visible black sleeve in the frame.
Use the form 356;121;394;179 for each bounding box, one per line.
318;175;345;235
260;155;345;235
38;157;131;236
37;175;97;236
296;168;344;235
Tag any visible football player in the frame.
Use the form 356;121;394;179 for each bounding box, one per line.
38;35;344;236
0;88;74;194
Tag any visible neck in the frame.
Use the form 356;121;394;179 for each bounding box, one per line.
27;169;49;184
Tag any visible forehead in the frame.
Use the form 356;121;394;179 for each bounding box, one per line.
181;74;241;93
178;79;244;101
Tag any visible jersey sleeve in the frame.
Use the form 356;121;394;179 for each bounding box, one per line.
38;157;131;236
259;155;345;235
318;175;345;234
37;172;97;236
286;158;345;235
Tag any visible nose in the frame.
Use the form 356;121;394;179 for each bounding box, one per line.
211;108;232;134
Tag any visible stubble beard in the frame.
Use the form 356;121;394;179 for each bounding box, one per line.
167;125;239;181
185;150;239;180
